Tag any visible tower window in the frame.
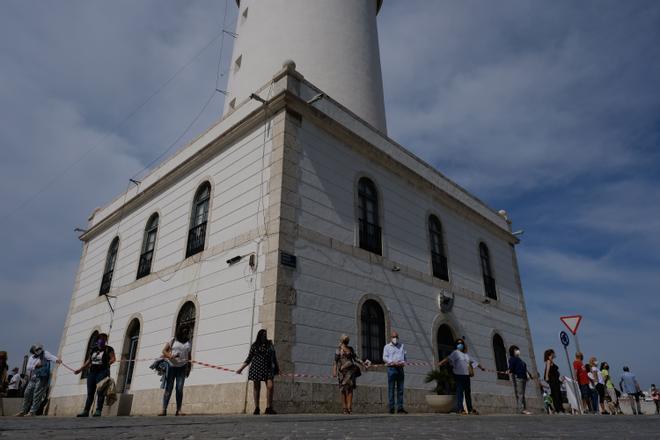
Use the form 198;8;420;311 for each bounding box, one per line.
479;242;497;300
99;237;119;295
137;213;159;279
357;177;382;255
429;215;449;281
360;299;385;363
186;182;211;258
242;7;248;20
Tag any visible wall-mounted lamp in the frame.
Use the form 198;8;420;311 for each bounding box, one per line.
226;255;243;265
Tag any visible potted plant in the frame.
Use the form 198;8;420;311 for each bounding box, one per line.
424;368;456;413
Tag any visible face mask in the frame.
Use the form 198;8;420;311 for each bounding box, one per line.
98;339;106;348
514;349;521;357
457;343;464;351
391;337;399;345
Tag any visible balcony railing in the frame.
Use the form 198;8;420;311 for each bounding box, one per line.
358;219;382;255
186;221;207;258
136;249;154;279
431;251;449;281
99;270;113;295
483;275;497;300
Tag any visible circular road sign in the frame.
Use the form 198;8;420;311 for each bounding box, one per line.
560;331;570;347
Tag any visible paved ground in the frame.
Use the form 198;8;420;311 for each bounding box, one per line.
1;414;659;439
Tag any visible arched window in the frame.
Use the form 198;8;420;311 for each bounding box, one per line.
436;324;455;362
117;319;140;393
429;215;449;281
186;182;211;258
99;237;119;295
479;242;497;300
360;300;385;363
357;177;381;255
492;333;509;380
137;213;159;279
176;301;197;345
81;330;99;380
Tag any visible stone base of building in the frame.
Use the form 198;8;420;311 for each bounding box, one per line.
48;379;544;416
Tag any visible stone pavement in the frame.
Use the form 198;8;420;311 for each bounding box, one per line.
1;414;659;439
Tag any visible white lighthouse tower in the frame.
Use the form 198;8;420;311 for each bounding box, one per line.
225;0;387;133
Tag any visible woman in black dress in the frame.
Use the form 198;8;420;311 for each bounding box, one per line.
237;329;279;415
544;349;565;413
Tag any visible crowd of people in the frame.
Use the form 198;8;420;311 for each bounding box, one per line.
2;333;658;417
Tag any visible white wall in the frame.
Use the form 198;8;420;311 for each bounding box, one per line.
289;120;535;395
52;122;274;399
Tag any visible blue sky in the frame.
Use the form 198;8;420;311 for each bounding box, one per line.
1;1;659;388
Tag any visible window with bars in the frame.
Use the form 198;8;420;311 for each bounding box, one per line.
429;215;449;281
186;183;210;258
176;301;196;344
357;177;382;255
137;213;159;279
492;333;509;380
479;242;497;300
99;237;119;295
360;300;385;363
118;319;140;393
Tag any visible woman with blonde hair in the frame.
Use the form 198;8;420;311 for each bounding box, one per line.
332;334;368;414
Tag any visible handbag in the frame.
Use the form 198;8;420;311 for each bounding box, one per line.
468;363;475;377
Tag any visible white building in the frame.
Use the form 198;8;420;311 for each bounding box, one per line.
50;0;541;415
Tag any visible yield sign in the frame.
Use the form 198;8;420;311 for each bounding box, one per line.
560;315;583;335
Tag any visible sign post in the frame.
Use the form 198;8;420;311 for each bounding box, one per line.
560;315;583;353
559;330;582;414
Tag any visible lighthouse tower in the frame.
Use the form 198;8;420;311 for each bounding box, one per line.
225;0;387;133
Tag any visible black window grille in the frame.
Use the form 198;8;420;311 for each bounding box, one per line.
436;324;455;362
357;178;382;255
118;319;140;393
99;237;119;295
493;334;509;380
186;183;210;258
176;301;196;344
137;214;158;279
429;215;449;281
479;242;497;300
360;300;385;363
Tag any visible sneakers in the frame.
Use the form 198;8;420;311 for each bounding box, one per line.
264;407;277;415
157;410;167;416
253;407;260;415
397;409;408;414
14;412;25;417
92;409;102;417
76;411;89;418
175;411;186;416
522;410;533;415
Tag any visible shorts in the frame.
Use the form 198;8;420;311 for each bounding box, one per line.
579;384;591;399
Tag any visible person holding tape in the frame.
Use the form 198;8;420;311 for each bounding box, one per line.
237;329;280;415
507;345;533;415
73;334;115;417
159;324;192;416
438;338;485;415
383;330;407;414
332;334;368;414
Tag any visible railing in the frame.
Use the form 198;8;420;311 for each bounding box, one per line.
186;221;207;258
358;219;382;255
136;249;154;279
99;270;113;295
431;251;449;281
483;275;497;300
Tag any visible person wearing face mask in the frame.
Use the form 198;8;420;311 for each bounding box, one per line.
159;325;193;416
15;344;61;416
332;334;368;414
438;338;485;415
382;331;407;414
236;329;280;415
74;333;116;417
507;345;532;414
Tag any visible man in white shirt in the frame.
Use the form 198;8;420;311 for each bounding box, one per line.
383;330;407;414
16;344;60;417
7;367;21;397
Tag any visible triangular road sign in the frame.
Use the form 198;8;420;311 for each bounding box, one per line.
560;315;582;335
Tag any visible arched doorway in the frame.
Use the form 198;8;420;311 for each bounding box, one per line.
437;324;455;362
117;319;140;393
